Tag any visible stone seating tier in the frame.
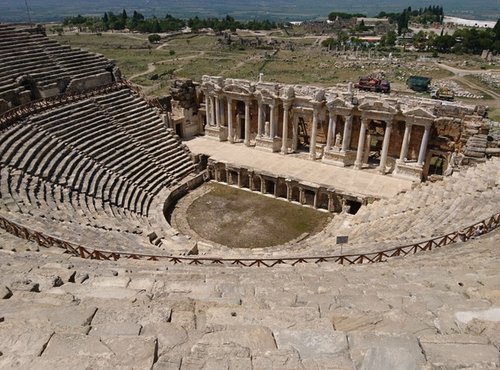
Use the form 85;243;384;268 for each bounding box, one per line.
0;227;498;369
0;87;196;254
0;24;116;109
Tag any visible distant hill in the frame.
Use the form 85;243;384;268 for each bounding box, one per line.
1;0;498;23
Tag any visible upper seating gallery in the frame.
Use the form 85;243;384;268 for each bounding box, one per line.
0;24;120;113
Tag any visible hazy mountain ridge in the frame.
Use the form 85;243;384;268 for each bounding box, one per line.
1;0;498;23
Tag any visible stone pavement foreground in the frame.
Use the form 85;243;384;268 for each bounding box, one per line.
186;137;414;199
0;228;499;369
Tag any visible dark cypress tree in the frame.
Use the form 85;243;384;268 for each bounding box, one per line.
493;18;500;40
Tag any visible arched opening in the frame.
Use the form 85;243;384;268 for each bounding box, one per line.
428;155;446;176
345;200;362;215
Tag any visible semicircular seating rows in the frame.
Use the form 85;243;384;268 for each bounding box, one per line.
0;86;196;253
0;24;117;112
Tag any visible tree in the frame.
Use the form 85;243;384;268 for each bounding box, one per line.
122;9;128;20
385;30;397;46
148;34;161;43
494;18;500;40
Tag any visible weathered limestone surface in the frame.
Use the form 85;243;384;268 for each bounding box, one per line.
0;228;498;369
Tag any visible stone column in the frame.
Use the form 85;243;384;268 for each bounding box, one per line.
269;104;276;138
204;93;211;126
210;96;217;126
286;183;292;201
399;123;412;161
244;99;251;146
215;96;221;127
257;101;264;137
378;121;393;174
299;187;305;204
354;118;369;170
292;116;298;152
249;173;254;191
327;193;334;212
281;102;290;154
313;190;318;208
341;115;353;152
325;112;336;150
310;106;319;160
260;176;265;194
227;98;234;143
219;96;225;126
418;123;432;165
237;170;242;187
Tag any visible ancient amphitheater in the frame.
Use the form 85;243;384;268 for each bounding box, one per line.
0;24;499;369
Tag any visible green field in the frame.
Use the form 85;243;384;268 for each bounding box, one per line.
52;30;500;103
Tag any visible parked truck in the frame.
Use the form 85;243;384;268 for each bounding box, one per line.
406;76;431;92
354;76;391;93
430;87;454;101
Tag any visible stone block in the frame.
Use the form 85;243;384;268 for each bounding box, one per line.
91;276;130;288
170;310;196;330
183;342;252;370
255;136;281;152
205;306;322;331
89;322;142;336
300;354;355;369
348;332;425;369
128;277;155;291
41;333;157;368
0;327;54;358
1;304;97;329
101;336;158;368
273;328;348;361
196;326;276;352
42;333;108;358
419;334;499;369
251;349;301;369
359;347;419;370
141;322;188;355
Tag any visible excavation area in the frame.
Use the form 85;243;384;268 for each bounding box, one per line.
171;182;332;249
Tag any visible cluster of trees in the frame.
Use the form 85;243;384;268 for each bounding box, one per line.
63;11;276;34
327;12;366;21
396;6;444;35
187;15;275;32
321;18;500;55
414;24;500;54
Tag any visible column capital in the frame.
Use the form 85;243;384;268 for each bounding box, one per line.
282;99;293;109
312;102;322;112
